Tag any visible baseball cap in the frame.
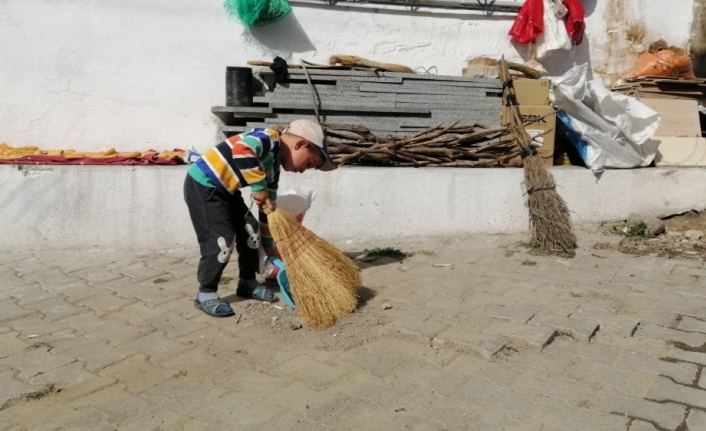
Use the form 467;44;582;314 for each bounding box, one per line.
283;119;337;171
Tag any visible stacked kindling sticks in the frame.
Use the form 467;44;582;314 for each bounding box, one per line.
324;122;540;168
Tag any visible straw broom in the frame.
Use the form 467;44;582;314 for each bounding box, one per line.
498;58;577;257
264;206;360;327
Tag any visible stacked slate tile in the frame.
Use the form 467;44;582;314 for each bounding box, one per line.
212;67;503;139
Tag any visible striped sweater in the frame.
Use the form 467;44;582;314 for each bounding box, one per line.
187;128;280;245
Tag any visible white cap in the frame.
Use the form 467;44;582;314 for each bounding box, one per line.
283;119;337;171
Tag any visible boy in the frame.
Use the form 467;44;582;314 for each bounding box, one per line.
183;119;336;317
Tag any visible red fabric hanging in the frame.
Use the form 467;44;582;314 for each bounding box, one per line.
509;0;544;44
562;0;585;46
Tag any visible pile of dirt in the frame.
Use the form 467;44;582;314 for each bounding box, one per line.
595;211;706;260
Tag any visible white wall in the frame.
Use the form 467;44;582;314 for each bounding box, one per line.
2;165;705;252
0;0;697;152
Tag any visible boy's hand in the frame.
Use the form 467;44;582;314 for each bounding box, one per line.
264;245;281;259
251;190;277;211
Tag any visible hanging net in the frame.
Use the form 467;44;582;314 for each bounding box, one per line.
224;0;292;27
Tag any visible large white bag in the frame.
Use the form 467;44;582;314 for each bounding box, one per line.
551;64;661;172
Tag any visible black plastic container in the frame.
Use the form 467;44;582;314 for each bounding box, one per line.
225;67;253;106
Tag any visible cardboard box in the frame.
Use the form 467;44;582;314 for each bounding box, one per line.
640;98;701;137
512;78;550;106
502;105;557;167
655;136;706;166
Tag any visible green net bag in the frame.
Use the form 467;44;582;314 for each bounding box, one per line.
224;0;292;27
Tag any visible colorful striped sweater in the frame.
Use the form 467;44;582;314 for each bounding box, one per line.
187;128;281;245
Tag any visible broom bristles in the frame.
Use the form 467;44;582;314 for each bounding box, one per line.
266;207;359;327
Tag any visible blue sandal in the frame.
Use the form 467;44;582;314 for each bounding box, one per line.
236;279;276;302
194;297;235;317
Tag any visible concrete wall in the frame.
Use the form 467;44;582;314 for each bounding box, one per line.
0;0;697;151
2;165;705;252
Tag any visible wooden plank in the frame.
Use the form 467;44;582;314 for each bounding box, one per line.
655;137;706;166
640;98;701;137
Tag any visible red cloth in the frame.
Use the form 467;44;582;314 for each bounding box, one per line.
509;0;544;44
562;0;585;46
0;151;185;166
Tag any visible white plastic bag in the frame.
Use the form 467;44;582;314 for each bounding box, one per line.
551;64;661;172
535;0;572;59
258;189;316;277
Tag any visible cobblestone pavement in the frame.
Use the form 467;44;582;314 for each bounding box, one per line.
2;229;706;431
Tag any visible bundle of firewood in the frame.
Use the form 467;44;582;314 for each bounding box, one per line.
324;122;522;167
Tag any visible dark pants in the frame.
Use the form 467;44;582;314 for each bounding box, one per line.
183;175;259;293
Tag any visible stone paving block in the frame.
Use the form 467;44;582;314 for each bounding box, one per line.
0;366;44;410
28;360;97;389
276;355;358;389
190;392;279;430
26;295;86;322
140;273;194;294
661;283;706;297
48;280;101;301
481;320;556;349
454;376;541;420
552;292;620;313
445;355;524;386
614;350;699;386
24;269;76;287
10;258;52;277
590;386;686;430
324;397;432;430
635;321;706;348
677;316;706;333
647;375;706;409
386;317;448;342
511;369;593;407
569;307;641;336
478;304;536;324
423;295;465;311
642;270;699;285
433;326;508;360
0;269;32;290
386;360;467;397
340;372;482;431
629;421;659;431
565;358;655;398
76;292;136;315
671;264;706;277
51;374;118;404
3;284;55;306
99;354;181;394
665;345;706;366
0;300;35;324
71;385;181;431
687;409;706;430
0;344;75;380
104;301;168;326
6;315;70;339
368;339;456;369
143;376;224;410
0;332;29;359
115;262;168;282
161;348;237;388
338;345;407;377
63;313;154;345
528;311;599;342
513;296;577;317
544;338;622;365
121;330;190;362
536;396;629;431
611;275;666;292
300;391;359;423
259;412;333;431
71;266;123;284
144;312;208;339
57;339;135;372
98;276;182;305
